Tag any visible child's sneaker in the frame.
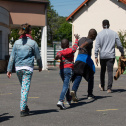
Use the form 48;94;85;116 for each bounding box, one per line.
87;94;95;100
70;91;78;102
57;101;66;110
65;100;71;106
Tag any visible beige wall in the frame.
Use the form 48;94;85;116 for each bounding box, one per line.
72;0;126;68
0;1;46;26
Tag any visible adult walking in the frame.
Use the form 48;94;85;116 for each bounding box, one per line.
7;23;42;117
95;19;124;93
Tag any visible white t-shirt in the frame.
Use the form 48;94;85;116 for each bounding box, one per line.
16;66;34;72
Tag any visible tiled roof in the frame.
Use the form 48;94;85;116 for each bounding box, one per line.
66;0;126;21
66;0;89;21
119;0;126;4
0;0;49;3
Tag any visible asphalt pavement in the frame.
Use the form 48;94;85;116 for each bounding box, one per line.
1;67;126;126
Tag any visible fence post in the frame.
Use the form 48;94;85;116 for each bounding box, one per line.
54;44;56;66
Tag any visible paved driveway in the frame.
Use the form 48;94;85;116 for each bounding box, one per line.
0;68;126;126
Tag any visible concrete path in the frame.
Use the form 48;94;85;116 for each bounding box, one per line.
0;67;126;126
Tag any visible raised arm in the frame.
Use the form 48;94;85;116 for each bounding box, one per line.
55;34;79;60
72;34;79;53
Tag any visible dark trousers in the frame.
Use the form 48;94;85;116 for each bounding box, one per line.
72;74;94;96
100;58;115;90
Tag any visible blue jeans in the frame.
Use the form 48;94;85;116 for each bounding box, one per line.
72;74;94;96
59;68;73;101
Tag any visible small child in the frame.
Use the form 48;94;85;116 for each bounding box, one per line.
55;34;79;110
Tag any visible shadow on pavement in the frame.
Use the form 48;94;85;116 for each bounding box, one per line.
68;95;112;109
47;67;58;71
0;113;14;123
112;89;126;93
29;109;59;116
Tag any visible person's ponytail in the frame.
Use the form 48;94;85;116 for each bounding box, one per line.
19;23;31;35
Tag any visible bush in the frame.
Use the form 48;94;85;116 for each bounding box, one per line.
118;30;126;51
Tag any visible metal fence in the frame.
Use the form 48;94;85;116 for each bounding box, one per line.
9;47;61;66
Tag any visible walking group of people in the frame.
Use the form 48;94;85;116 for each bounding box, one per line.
55;19;124;110
7;19;124;117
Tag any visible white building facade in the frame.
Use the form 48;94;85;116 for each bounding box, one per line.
67;0;126;68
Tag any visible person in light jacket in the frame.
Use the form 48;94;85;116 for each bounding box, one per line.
7;23;42;117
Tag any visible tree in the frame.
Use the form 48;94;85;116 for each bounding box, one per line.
47;1;58;46
31;27;41;47
9;29;20;46
9;28;41;47
47;1;72;46
55;22;72;41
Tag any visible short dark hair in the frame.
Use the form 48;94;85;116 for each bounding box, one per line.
88;29;97;40
61;39;69;49
102;20;110;28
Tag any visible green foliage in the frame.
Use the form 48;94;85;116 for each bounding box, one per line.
118;30;126;49
9;29;20;46
47;3;58;46
47;1;72;46
9;28;41;47
55;22;72;41
31;27;41;47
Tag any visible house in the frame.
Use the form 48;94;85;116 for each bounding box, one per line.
66;0;126;67
0;0;49;71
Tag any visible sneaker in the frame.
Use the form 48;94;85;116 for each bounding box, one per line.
20;105;29;117
65;96;72;106
99;84;105;91
70;91;78;102
64;101;71;107
88;94;95;100
107;89;112;93
57;101;66;110
20;111;29;117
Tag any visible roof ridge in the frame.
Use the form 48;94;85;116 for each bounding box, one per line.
66;0;89;21
66;0;126;21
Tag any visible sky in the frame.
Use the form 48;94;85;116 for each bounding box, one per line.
50;0;85;17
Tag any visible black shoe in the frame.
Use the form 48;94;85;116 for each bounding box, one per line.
88;94;95;100
20;111;29;117
20;106;29;117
